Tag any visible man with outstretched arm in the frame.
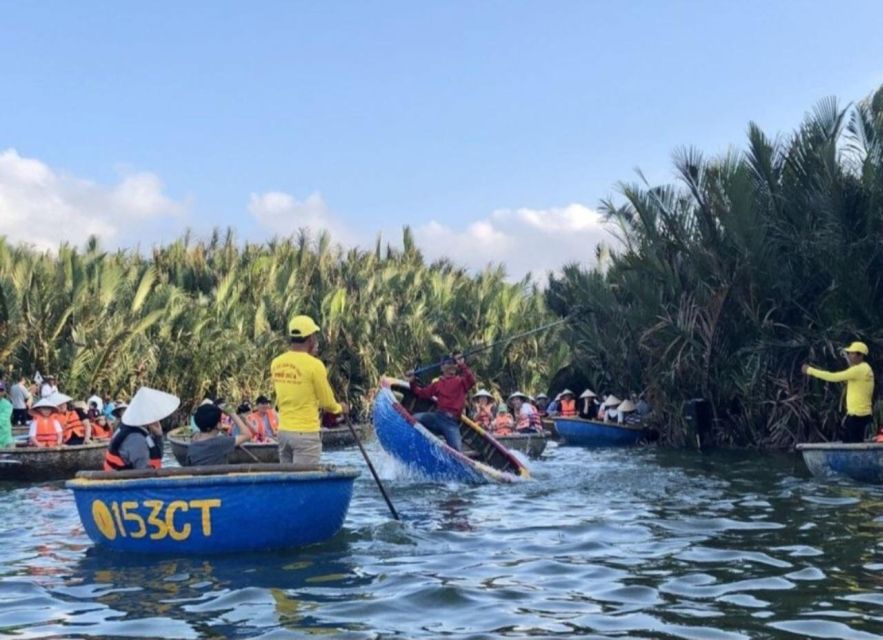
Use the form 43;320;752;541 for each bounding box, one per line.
407;352;475;451
802;341;875;443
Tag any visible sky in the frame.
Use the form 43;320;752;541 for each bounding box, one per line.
1;0;882;280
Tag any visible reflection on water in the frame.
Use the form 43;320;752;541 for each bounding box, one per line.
2;443;883;638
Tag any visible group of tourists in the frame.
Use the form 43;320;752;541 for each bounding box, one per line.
0;378;125;449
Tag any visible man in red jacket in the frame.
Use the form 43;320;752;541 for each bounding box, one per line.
408;352;475;451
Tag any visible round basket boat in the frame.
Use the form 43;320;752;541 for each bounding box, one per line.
167;424;371;465
67;463;360;554
0;441;108;482
494;432;549;458
797;442;883;484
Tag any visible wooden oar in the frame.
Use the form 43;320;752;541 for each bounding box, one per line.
237;444;261;463
344;416;400;521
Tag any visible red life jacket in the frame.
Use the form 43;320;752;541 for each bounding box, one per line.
516;405;543;432
560;398;577;417
104;426;162;471
31;415;61;447
60;410;85;442
91;419;112;440
248;410;279;440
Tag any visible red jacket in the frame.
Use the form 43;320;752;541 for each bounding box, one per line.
410;364;476;416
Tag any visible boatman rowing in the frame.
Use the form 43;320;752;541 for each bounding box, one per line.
407;352;474;451
271;315;347;466
802;341;875;443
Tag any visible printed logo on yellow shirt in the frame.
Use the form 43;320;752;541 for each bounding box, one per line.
272;363;302;383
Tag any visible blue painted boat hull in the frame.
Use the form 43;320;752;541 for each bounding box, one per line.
372;384;527;483
797;443;883;484
553;417;643;447
66;466;359;554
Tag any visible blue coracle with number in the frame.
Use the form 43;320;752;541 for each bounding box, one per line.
67;468;359;554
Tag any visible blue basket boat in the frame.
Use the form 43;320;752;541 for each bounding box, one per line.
797;442;883;484
552;416;644;447
372;380;529;483
66;464;359;555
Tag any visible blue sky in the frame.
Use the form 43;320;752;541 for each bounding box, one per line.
1;0;882;277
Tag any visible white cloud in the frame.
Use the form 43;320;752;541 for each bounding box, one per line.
414;203;613;280
0;148;186;251
248;191;357;245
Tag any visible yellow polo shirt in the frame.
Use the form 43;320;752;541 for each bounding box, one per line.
806;362;874;417
271;351;343;433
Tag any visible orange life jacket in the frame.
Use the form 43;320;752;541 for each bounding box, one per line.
31;415;61;447
516;405;543;432
60;410;85;442
244;410;278;441
560;398;577;417
492;414;514;436
91;419;112;440
104;426;162;471
474;405;494;428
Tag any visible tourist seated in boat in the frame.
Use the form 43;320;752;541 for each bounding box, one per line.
71;400;96;441
48;393;91;445
534;393;549;417
471;389;496;428
407;352;475;451
610;399;641;425
578;389;599;420
557;389;578;417
546;393;561;415
599;395;622;422
0;382;14;448
802;341;875;442
491;403;514;436
185;402;257;466
27;398;64;447
509;391;544;433
635;392;652;418
89;412;113;440
104;387;179;471
250;394;280;436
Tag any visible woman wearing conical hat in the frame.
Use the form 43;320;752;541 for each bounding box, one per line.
508;391;543;434
578;389;599;420
471;389;495;429
599;394;622;423
104;387;180;471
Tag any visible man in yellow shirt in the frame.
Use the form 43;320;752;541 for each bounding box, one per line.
271;315;347;465
802;341;875;443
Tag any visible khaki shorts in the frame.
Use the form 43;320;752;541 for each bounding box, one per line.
277;431;322;467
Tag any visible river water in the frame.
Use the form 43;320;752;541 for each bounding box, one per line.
2;440;883;639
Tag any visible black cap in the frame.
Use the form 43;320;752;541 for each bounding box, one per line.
255;395;271;405
194;404;222;432
237;402;252;414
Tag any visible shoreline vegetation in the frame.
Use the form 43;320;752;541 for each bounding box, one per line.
2;86;881;448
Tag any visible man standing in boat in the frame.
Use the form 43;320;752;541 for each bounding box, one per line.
802;341;875;443
271;315;347;466
407;352;474;451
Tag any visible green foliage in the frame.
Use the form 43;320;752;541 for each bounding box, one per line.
547;86;883;448
0;229;565;417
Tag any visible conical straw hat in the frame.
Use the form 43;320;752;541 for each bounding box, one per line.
47;392;73;406
508;391;529;401
121;387;181;426
473;389;493;400
603;395;622;407
618;399;637;412
31;397;57;410
559;389;575;397
580;389;597;399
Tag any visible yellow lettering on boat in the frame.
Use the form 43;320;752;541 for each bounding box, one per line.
165;501;191;541
91;500;117;540
121;501;147;538
110;502;127;537
143;499;169;540
189;499;222;536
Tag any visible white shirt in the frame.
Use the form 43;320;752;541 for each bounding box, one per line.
40;383;58;398
9;383;30;410
87;395;104;412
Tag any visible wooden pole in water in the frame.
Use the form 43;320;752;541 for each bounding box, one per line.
345;415;400;521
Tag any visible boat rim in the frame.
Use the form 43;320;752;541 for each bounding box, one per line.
796;442;883;451
550;416;645;432
1;441;109;454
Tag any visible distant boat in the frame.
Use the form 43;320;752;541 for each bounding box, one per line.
167;424;371;465
372;379;529;483
552;416;644;447
797;442;883;484
0;442;107;482
459;415;548;458
67;463;360;554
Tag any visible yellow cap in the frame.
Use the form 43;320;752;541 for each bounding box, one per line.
844;341;869;355
288;315;320;338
